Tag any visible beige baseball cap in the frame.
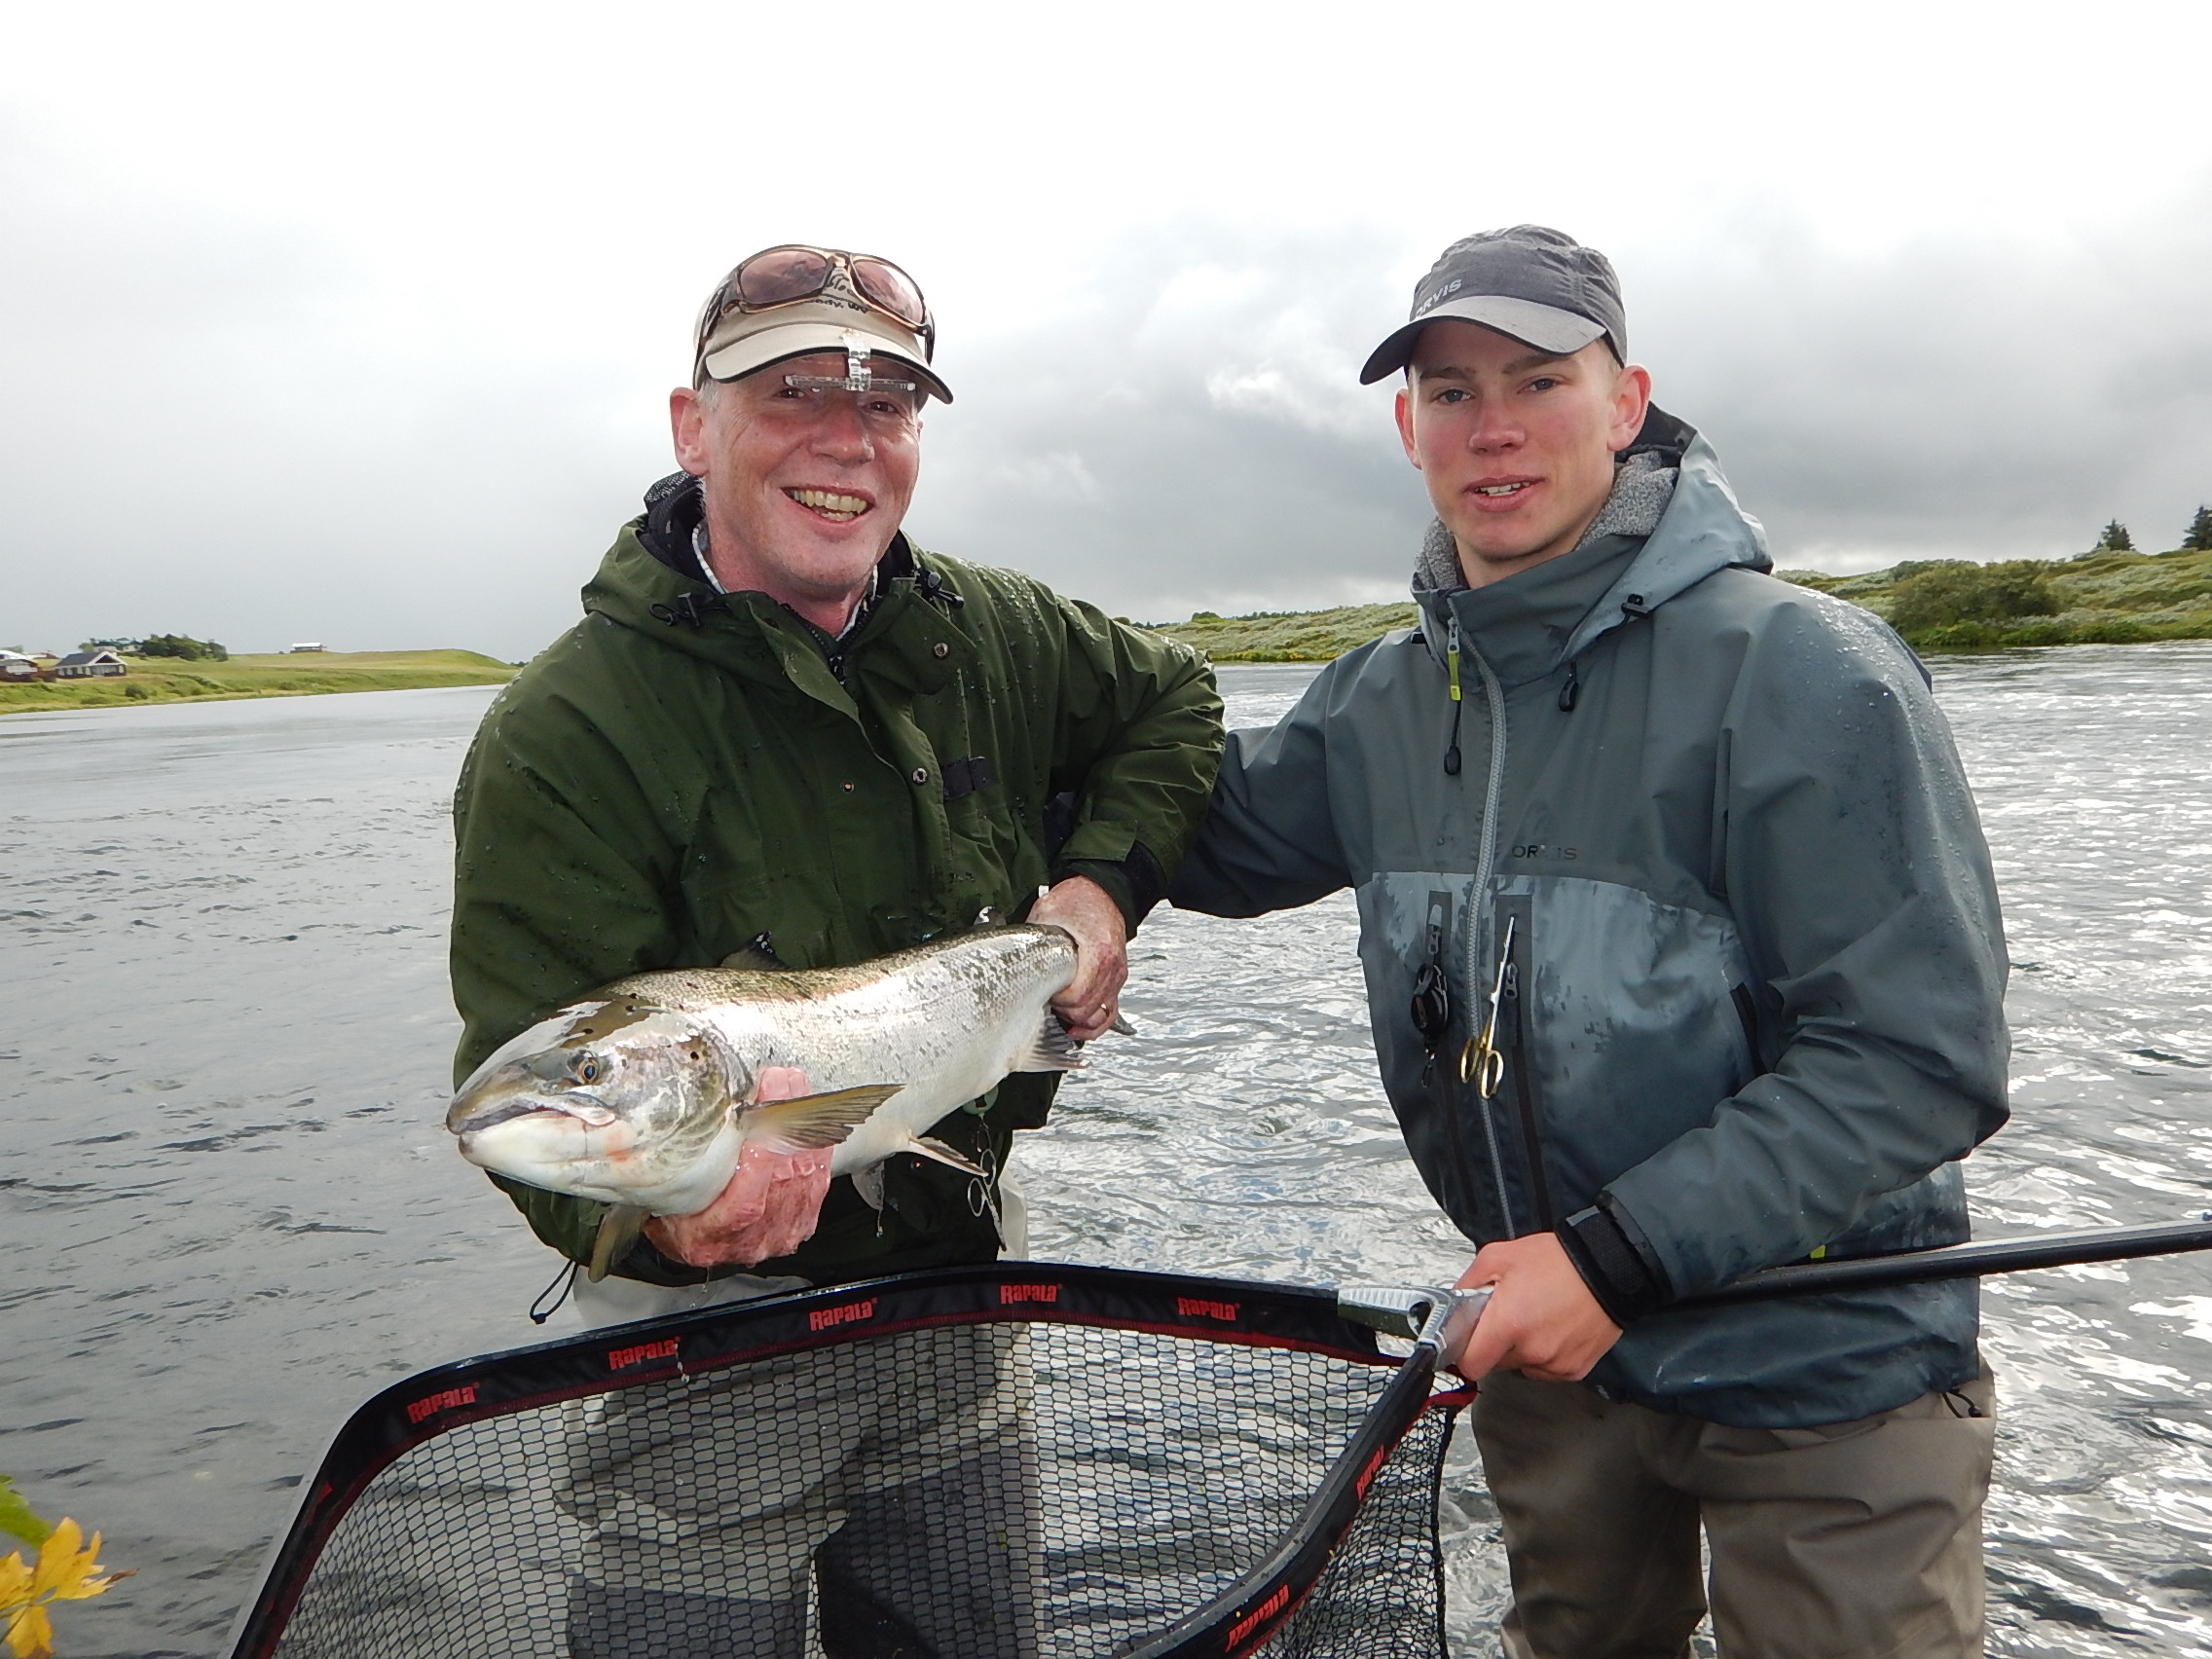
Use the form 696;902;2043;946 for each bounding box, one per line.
692;248;952;403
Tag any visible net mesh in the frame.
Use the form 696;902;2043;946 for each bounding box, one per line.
240;1272;1460;1659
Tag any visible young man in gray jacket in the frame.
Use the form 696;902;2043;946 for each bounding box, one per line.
1171;226;2010;1658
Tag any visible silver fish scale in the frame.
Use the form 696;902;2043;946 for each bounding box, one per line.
608;925;1080;1177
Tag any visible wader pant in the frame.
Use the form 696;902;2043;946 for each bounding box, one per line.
556;1178;1040;1659
1472;1364;1997;1659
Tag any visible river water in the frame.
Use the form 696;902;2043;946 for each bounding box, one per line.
4;648;2211;1657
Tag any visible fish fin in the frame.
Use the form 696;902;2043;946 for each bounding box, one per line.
744;1084;903;1154
905;1135;990;1178
720;932;789;971
588;1203;648;1284
1110;1012;1138;1038
973;906;1004;929
851;1163;887;1211
1013;1011;1086;1074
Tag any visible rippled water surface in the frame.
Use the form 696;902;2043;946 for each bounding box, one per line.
5;647;2212;1656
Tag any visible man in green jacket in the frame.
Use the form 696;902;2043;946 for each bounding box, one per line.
450;244;1221;1656
1172;227;2009;1657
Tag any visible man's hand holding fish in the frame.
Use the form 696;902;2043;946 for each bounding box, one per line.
1029;874;1128;1042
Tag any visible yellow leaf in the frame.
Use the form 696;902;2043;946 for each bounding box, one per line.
3;1597;53;1659
0;1552;30;1608
28;1522;120;1604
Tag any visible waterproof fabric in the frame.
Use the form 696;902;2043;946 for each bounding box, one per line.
1171;417;2009;1427
452;506;1222;1288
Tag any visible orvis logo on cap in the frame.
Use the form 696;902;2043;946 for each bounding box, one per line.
1414;277;1463;317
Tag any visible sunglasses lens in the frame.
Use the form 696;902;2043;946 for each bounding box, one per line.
851;257;928;331
737;247;831;309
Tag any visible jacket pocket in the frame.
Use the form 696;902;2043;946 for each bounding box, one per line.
1506;873;1754;1210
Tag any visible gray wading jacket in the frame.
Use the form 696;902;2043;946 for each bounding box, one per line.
1171;413;2009;1427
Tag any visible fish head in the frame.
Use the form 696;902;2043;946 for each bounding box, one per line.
445;996;751;1198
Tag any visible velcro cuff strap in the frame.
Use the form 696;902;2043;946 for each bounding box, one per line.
1559;1200;1672;1325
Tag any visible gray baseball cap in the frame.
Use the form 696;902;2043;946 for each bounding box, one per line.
1359;225;1627;385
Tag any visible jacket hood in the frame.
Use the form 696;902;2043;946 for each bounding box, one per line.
1414;407;1772;682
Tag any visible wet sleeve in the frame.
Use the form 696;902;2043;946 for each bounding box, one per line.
1167;667;1354;917
1603;608;2010;1300
450;690;684;1269
1037;594;1227;932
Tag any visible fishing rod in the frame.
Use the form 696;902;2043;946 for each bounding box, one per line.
1676;1215;2212;1308
1343;1217;2212;1346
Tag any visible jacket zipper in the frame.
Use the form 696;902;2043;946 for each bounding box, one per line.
1449;610;1518;1236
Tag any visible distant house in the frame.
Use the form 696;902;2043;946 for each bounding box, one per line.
0;651;39;682
55;650;129;679
288;643;327;653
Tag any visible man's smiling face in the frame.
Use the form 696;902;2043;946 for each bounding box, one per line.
670;352;924;630
1395;320;1650;589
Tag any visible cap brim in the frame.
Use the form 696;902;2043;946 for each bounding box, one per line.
700;318;952;403
1358;296;1610;385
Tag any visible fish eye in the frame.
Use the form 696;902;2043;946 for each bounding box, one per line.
576;1055;603;1085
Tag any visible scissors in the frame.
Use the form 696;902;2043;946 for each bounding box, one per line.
1457;915;1517;1098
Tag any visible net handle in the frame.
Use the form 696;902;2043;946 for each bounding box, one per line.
1124;1288;1475;1659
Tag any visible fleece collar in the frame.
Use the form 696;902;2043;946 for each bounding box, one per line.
1414;410;1772;686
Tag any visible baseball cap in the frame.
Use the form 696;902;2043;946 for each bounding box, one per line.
1359;225;1627;385
693;246;953;403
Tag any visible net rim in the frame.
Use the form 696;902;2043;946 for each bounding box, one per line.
227;1261;1439;1659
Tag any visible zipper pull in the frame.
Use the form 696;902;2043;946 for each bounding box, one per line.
1447;616;1462;703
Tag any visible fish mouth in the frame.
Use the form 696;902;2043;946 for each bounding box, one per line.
447;1090;617;1137
448;1096;546;1134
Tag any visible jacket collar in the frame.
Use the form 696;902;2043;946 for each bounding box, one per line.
1415;412;1771;687
582;479;967;717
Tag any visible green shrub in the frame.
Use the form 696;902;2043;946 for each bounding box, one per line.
2075;617;2150;644
138;633;229;661
1888;561;2059;634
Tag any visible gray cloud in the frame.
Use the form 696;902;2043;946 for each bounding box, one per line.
923;196;2212;621
7;166;2211;662
0;127;663;662
1634;192;2212;570
915;219;1428;624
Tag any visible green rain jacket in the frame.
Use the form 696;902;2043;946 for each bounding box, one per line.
1171;412;2009;1428
451;474;1223;1288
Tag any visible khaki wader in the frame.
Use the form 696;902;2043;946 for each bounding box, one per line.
1473;1366;1997;1659
555;1179;1041;1659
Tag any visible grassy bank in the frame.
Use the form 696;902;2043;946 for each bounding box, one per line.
1775;545;2212;649
1158;603;1420;661
0;649;516;713
1151;546;2212;661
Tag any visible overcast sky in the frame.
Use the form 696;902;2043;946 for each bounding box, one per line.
5;0;2210;660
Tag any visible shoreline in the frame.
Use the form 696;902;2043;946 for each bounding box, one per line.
0;649;514;715
1150;546;2212;661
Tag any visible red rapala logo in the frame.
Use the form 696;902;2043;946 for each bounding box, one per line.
1000;1282;1060;1305
1176;1296;1238;1322
608;1338;680;1371
406;1383;477;1424
1225;1582;1291;1649
1354;1442;1390;1500
809;1298;877;1333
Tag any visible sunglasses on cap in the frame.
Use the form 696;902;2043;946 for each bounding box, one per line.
697;245;935;358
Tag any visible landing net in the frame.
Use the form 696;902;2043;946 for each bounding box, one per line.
228;1264;1471;1659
